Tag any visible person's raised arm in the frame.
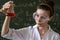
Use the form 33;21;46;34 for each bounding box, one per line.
1;1;15;36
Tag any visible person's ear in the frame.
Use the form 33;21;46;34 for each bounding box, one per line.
49;16;53;21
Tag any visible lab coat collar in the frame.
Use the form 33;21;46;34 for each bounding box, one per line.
33;24;52;32
32;24;41;40
32;24;53;40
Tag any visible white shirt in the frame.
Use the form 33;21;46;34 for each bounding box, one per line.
1;25;60;40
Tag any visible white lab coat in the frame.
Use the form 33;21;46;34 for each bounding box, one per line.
1;25;60;40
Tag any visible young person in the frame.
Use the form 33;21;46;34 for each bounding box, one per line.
1;0;60;40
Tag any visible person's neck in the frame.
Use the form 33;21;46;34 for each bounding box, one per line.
37;24;49;37
37;24;49;29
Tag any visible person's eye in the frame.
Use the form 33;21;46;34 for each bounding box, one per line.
41;16;46;19
36;14;39;17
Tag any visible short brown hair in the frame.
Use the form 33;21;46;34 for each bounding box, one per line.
36;0;54;17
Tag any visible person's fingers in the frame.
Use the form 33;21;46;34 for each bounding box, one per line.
3;3;10;8
0;1;15;13
2;1;14;9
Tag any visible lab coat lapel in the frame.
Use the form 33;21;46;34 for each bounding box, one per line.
33;25;41;40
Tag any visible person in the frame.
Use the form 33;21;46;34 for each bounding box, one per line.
1;0;60;40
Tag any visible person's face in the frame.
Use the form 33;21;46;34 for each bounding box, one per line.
35;9;51;25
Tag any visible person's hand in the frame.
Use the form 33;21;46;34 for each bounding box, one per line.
0;1;15;14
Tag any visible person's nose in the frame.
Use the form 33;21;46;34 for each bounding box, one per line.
38;16;41;21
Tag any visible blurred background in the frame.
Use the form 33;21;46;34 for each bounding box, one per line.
0;0;60;40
